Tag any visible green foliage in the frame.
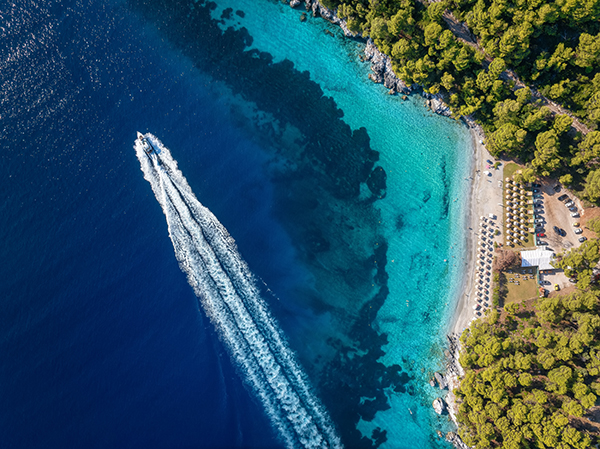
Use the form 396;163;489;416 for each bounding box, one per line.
486;123;526;156
553;114;573;135
532;130;561;176
456;285;600;447
559;174;573;186
584;168;600;202
588;217;600;235
573;131;600;167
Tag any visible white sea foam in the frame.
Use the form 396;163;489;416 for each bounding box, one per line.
135;133;342;449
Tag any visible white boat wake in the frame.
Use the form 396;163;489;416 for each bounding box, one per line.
134;133;342;449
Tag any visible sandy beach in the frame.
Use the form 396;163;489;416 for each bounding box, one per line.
442;123;505;428
449;124;505;338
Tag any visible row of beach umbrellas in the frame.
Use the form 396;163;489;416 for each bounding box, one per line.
475;216;496;307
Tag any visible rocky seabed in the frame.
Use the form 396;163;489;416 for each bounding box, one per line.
286;1;469;446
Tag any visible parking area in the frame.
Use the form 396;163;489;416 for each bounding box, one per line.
539;269;572;291
532;181;585;252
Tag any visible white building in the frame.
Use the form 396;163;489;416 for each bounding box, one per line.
521;249;555;271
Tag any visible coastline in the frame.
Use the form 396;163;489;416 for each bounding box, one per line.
285;1;495;442
449;123;494;337
444;121;503;429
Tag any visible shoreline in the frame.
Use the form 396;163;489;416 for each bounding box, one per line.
285;1;495;442
449;123;495;337
443;121;503;429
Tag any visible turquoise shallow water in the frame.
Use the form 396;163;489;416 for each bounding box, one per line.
1;0;473;447
208;1;473;446
125;0;474;445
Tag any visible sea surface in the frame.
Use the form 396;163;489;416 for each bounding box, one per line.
0;0;471;448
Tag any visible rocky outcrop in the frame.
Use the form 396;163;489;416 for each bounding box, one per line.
435;372;448;390
423;93;452;117
446;432;470;449
287;1;459;117
364;39;411;95
433;397;447;415
300;0;359;38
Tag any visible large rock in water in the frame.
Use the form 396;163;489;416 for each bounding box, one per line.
435;372;448;390
290;0;301;7
433;398;447;415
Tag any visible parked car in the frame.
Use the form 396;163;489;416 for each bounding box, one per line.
535;218;545;223
560;229;566;236
533;189;540;193
575;228;583;234
554;284;560;291
569;207;578;212
558;194;569;201
538;240;548;245
537;233;546;237
553;184;561;192
533;183;541;188
553;225;560;234
573;222;580;227
533;194;543;199
571;212;580;218
579;237;587;243
565;201;574;207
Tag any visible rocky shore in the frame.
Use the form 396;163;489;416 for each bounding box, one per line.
288;0;453;117
434;334;471;448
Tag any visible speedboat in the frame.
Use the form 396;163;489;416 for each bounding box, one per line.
137;131;160;165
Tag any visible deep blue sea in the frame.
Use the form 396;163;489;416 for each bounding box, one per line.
0;1;472;448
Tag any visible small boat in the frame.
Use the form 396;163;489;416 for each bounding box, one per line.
137;131;160;165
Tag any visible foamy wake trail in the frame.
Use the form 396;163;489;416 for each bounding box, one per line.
135;134;342;449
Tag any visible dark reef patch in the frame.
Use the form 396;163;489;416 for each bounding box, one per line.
235;9;244;17
439;158;450;220
366;166;387;199
128;0;378;199
395;213;404;231
220;7;233;19
422;190;431;204
320;241;413;449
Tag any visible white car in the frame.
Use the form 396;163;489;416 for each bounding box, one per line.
571;212;580;217
574;228;583;234
565;201;574;207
